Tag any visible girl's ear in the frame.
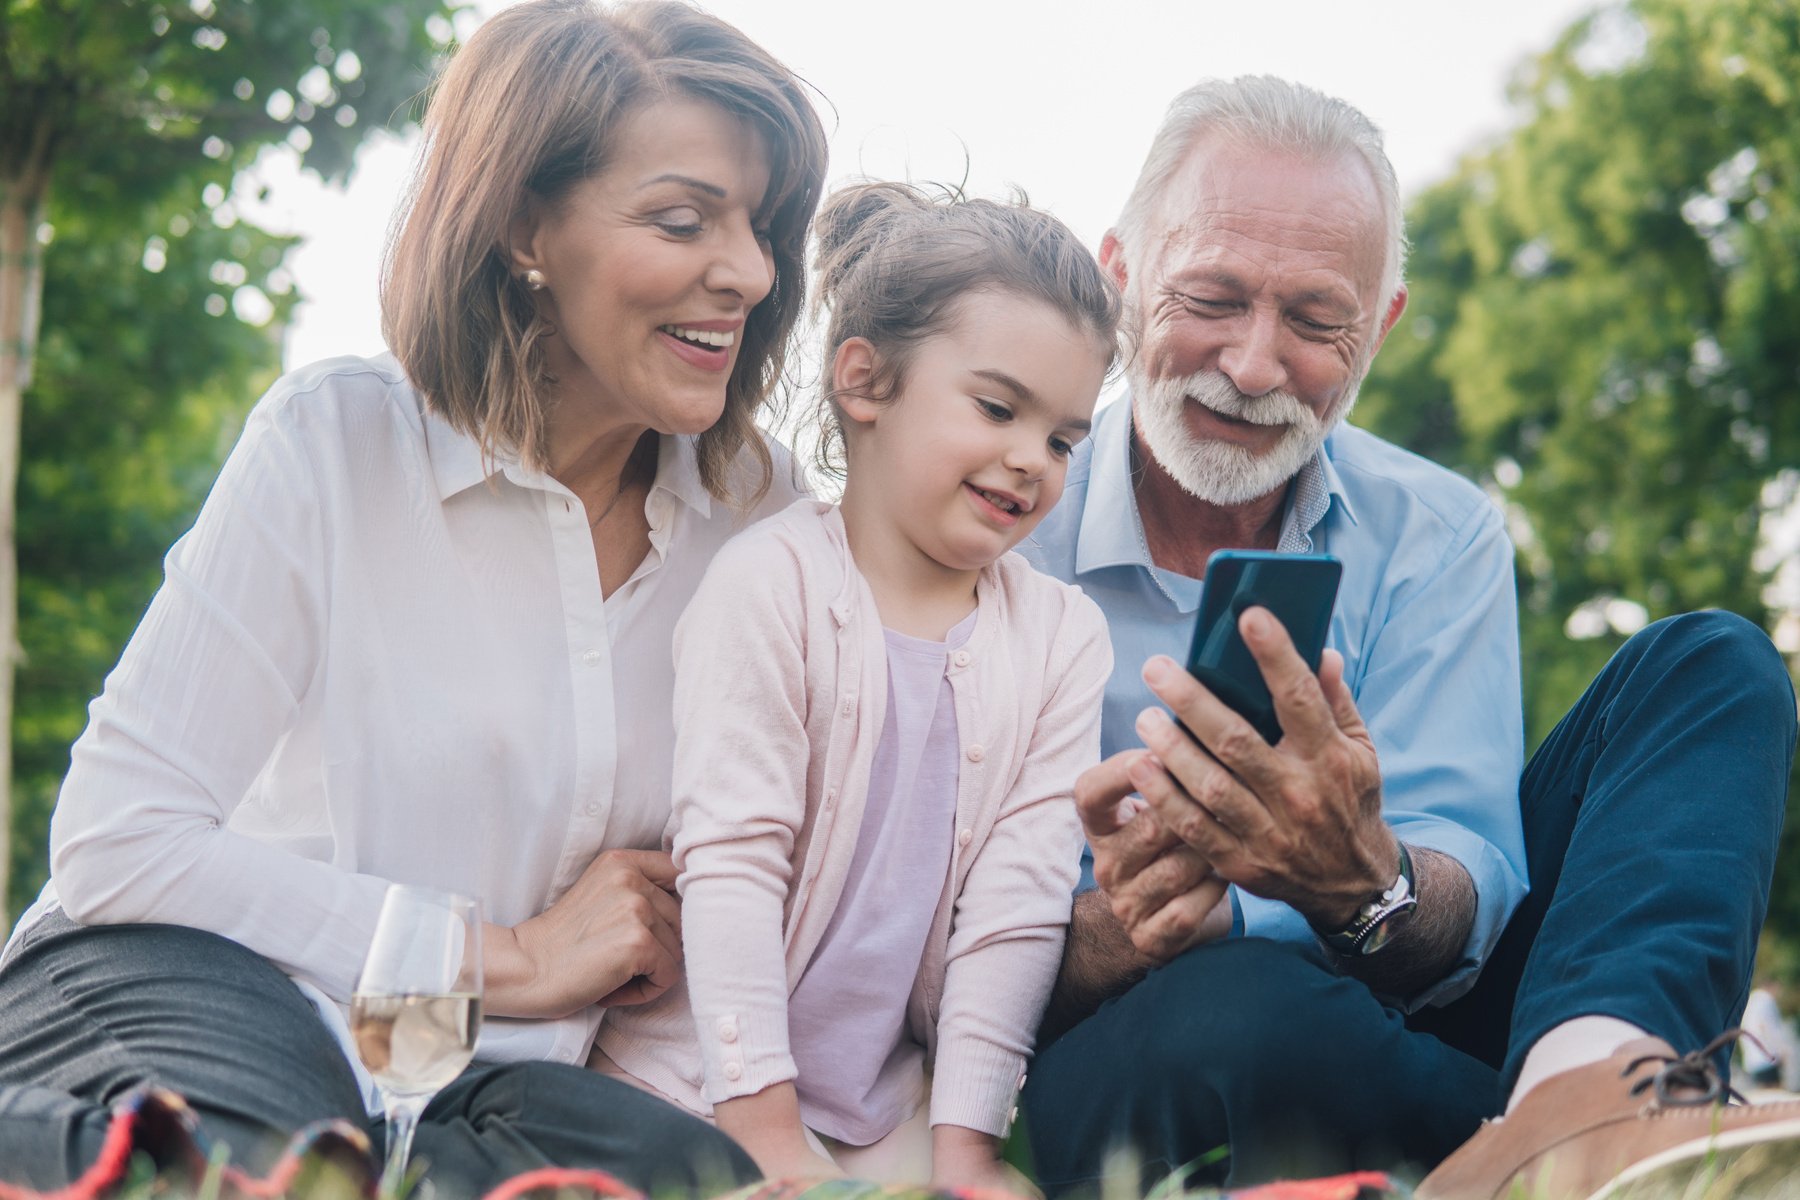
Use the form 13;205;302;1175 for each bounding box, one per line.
831;338;883;426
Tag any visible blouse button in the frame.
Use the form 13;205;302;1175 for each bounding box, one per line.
966;744;985;763
580;648;602;668
840;699;854;718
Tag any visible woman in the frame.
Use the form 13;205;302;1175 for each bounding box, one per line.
0;1;827;1193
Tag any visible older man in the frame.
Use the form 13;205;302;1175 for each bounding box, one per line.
1018;76;1799;1197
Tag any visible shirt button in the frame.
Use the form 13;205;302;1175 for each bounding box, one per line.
840;699;854;718
580;648;602;668
966;744;985;763
723;1062;743;1081
718;1019;738;1043
952;649;972;668
824;789;837;810
585;801;599;816
958;828;973;847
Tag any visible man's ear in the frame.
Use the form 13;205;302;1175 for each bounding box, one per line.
831;338;883;425
1099;231;1130;292
1367;285;1409;362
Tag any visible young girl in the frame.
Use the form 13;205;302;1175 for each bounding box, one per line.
595;183;1119;1190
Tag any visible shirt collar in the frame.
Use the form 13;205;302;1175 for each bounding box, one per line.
1073;397;1157;576
650;432;713;519
1072;391;1359;573
421;403;501;500
420;398;712;519
1276;435;1359;552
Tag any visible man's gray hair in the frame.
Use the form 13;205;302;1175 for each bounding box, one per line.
1115;75;1407;307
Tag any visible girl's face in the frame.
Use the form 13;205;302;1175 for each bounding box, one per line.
837;289;1110;577
510;95;775;440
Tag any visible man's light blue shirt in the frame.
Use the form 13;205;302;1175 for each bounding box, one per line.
1019;396;1529;1007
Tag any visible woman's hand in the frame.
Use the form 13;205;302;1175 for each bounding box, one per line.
485;848;683;1019
714;1083;845;1183
931;1126;1040;1197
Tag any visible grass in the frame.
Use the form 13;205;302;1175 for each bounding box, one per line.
78;1128;1800;1200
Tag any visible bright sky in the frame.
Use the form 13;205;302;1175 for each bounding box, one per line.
244;0;1604;369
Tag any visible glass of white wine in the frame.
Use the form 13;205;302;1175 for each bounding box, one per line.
351;885;484;1197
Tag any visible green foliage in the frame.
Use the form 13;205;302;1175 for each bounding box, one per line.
3;0;461;915
1358;0;1800;943
9;191;295;909
3;0;456;190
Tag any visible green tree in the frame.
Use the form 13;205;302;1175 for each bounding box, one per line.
1;0;460;914
1359;0;1800;938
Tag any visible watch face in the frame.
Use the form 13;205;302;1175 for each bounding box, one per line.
1356;896;1420;955
1316;845;1418;955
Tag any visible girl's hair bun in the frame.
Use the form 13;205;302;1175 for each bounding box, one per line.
812;181;935;310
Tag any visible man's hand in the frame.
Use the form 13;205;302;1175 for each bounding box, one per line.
1072;760;1232;963
486;849;684;1019
1068;605;1476;1001
1127;606;1395;929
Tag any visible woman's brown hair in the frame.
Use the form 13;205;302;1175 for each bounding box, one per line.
382;0;827;501
810;182;1121;479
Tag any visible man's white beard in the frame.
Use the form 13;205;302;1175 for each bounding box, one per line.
1133;368;1357;507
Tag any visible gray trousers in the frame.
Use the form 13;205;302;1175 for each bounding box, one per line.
0;911;757;1196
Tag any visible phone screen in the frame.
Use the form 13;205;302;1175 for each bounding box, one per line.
1185;551;1342;743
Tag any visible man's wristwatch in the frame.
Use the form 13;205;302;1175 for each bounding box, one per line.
1311;843;1418;956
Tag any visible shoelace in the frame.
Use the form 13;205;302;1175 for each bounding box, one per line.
1622;1029;1762;1110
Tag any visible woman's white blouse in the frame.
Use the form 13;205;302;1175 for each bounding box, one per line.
9;354;802;1100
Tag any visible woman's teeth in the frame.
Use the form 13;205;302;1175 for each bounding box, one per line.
661;325;736;348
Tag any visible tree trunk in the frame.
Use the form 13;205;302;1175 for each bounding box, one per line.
0;170;47;921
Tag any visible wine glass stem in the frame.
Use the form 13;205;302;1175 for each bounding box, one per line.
380;1094;428;1198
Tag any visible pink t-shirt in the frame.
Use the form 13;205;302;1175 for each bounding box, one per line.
786;609;978;1144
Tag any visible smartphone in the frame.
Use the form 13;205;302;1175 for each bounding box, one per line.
1184;550;1343;744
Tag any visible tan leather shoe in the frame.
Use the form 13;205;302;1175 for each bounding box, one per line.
1416;1035;1800;1200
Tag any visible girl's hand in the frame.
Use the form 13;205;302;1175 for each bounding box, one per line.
714;1084;845;1183
485;849;683;1018
931;1126;1041;1198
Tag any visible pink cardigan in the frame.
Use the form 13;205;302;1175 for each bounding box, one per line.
596;500;1111;1137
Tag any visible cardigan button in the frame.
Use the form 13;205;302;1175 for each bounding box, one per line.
724;1062;743;1081
958;828;973;847
952;649;972;668
965;744;985;763
718;1019;738;1043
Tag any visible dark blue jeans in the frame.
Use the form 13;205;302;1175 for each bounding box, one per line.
1022;611;1798;1192
0;910;756;1195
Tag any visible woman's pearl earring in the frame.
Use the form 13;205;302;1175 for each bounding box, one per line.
523;268;548;291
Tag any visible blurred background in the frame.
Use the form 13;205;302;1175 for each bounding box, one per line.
1;0;1796;969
